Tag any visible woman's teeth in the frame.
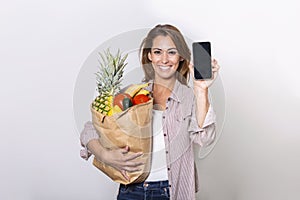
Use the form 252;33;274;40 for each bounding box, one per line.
159;66;170;70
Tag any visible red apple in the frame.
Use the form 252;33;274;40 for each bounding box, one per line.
113;93;132;110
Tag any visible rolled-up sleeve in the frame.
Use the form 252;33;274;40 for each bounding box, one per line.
189;104;217;147
80;121;99;160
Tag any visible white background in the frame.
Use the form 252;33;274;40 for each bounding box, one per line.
1;0;300;199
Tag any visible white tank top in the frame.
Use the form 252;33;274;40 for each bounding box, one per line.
145;109;168;181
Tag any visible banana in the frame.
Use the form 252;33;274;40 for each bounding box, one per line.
124;83;149;97
136;89;150;96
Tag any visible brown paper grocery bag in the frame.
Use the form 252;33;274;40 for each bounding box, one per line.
91;98;153;185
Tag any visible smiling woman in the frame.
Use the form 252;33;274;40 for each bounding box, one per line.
80;24;220;200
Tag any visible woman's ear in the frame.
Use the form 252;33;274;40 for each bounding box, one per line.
148;52;152;61
180;57;184;61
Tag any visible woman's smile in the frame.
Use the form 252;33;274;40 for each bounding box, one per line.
158;65;172;71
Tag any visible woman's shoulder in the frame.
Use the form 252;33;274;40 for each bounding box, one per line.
174;81;194;102
177;80;193;93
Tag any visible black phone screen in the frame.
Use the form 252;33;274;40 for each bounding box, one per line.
192;42;212;80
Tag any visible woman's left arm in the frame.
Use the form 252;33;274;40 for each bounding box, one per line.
188;59;220;147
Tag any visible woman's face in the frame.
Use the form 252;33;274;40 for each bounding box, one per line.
148;35;182;81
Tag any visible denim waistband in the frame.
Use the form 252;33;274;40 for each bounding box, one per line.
121;180;169;189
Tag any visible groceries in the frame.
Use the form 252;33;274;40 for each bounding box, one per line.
90;48;153;184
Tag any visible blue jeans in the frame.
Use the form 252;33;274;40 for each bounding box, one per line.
117;180;170;200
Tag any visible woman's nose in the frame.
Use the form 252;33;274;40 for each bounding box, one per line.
162;52;169;64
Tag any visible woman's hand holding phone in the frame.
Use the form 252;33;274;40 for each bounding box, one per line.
189;59;220;91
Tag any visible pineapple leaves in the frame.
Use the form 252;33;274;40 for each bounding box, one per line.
95;48;128;96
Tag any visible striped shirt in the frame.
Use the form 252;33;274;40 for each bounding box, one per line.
80;80;216;200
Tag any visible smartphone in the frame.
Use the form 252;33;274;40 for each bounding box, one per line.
192;41;212;80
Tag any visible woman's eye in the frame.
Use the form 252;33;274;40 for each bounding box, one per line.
153;50;162;55
168;51;177;55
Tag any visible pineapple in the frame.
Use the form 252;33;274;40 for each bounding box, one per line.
92;49;128;116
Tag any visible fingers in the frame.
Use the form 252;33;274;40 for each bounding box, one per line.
212;65;220;72
124;151;143;161
211;58;220;72
123;159;144;168
121;164;143;181
212;64;220;72
210;58;220;82
120;152;144;172
122;165;143;173
212;58;217;66
118;153;145;183
121;170;130;181
120;146;130;154
117;147;144;164
119;146;143;161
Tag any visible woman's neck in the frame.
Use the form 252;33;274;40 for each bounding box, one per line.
153;77;176;92
152;77;176;110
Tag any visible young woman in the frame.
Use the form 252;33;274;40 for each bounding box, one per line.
80;24;220;200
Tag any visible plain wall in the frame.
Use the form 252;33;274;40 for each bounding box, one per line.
1;0;299;199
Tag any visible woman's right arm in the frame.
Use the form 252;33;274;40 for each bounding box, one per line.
80;121;144;180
